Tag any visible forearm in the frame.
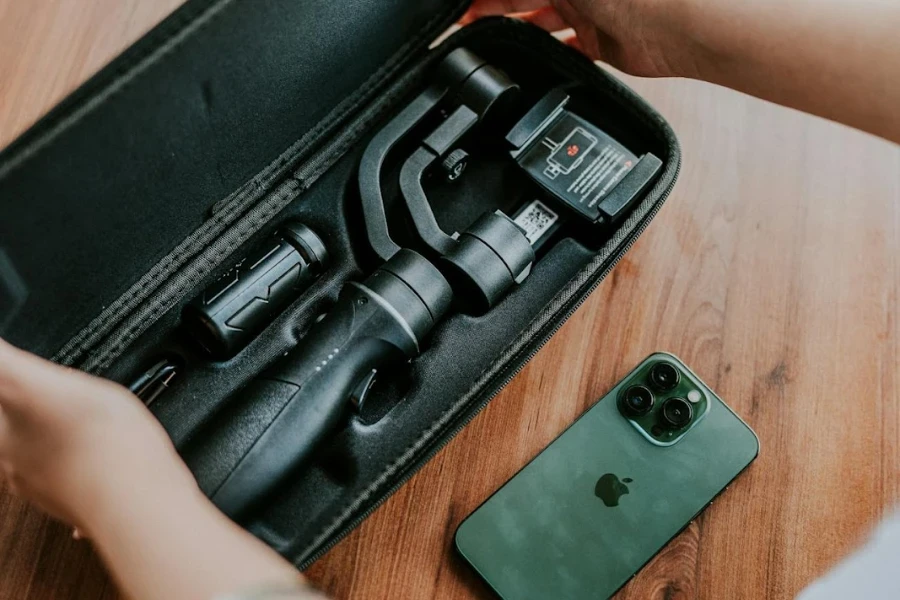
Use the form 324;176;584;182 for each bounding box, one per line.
678;0;900;143
87;482;307;600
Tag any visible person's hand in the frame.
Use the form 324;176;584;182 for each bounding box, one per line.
0;338;314;600
0;338;197;536
461;0;711;78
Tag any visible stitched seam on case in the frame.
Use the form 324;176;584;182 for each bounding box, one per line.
0;0;238;182
293;18;681;561
82;61;432;372
51;3;448;365
53;178;258;364
61;3;461;368
82;182;302;371
54;158;287;364
57;180;274;362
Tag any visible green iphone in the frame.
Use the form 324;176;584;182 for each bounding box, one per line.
455;353;759;599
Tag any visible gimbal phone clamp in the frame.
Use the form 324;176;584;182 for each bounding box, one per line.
361;48;536;314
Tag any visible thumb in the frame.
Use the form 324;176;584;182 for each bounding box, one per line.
0;338;93;415
550;0;603;59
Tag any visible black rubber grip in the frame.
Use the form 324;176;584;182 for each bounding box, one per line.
182;223;327;359
209;280;421;519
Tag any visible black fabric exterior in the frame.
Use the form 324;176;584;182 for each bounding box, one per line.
0;0;461;358
0;1;681;569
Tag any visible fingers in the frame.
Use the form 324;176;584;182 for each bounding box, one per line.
0;338;35;410
560;31;583;52
552;0;602;60
0;406;14;486
562;30;604;61
460;0;549;24
0;403;8;448
0;338;97;414
520;6;570;32
458;0;602;64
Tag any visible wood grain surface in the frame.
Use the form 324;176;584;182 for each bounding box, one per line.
1;2;898;599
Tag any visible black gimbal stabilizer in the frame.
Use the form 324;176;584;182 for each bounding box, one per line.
362;49;534;313
209;49;530;519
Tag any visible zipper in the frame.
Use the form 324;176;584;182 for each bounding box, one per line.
297;156;682;568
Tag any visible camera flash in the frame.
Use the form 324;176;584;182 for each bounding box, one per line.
687;390;702;404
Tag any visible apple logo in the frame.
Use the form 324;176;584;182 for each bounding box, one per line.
595;474;633;507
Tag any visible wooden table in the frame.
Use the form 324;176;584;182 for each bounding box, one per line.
1;2;898;599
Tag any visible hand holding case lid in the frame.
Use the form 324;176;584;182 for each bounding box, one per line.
0;0;680;567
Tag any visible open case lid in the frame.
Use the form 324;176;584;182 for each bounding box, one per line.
0;0;468;360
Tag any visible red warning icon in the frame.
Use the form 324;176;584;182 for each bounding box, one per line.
567;144;580;157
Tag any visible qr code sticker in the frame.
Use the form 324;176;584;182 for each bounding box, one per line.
514;200;559;245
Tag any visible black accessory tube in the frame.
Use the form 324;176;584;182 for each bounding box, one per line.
182;223;328;360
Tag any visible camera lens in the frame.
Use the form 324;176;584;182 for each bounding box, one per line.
621;386;654;417
649;362;680;391
661;397;693;429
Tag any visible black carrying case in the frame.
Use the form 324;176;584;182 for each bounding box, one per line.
0;0;680;567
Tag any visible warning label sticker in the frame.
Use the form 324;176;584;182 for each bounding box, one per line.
517;112;638;221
